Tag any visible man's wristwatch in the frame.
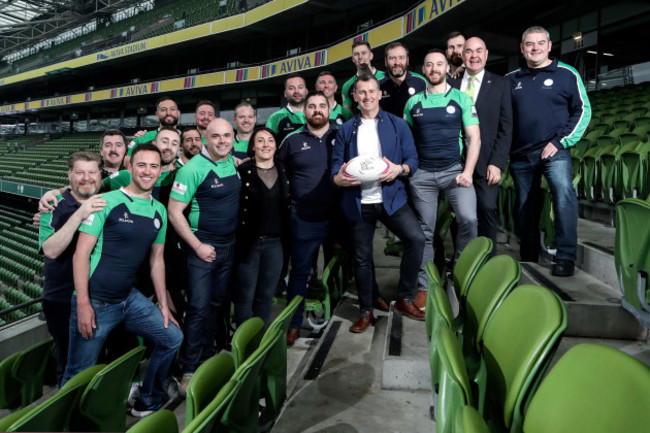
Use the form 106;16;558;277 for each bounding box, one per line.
399;165;406;177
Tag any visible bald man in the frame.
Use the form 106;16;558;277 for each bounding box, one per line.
449;37;512;256
168;118;241;394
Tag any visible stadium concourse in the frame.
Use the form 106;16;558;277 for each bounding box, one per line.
1;0;650;431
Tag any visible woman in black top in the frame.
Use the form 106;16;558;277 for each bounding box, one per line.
234;127;291;326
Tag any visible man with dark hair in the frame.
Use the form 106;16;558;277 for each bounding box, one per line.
62;143;183;418
506;26;591;276
99;129;127;178
446;31;466;78
168;118;241;395
449;37;512;257
404;49;480;306
333;74;425;333
276;91;338;345
233;101;257;159
342;41;386;112
178;127;203;168
315;71;353;126
194;100;216;138
127;96;181;159
266;74;307;142
39;152;105;384
379;41;427;117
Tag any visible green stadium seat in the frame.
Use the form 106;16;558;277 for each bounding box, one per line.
183;380;237;433
304;252;344;331
185;353;235;426
617;141;647;199
635;116;650;127
451;237;493;302
615;198;650;328
0;353;21;409
434;199;456;276
453;405;490;433
11;338;54;407
231;317;265;369
0;406;33;431
522;344;650;433
582;146;603;201
128;409;178;433
598;143;622;203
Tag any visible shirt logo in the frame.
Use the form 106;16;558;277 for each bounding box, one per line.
211;178;223;188
301;142;312;151
446;106;456;114
514;81;523;90
543;78;554;87
336;118;343;125
408;87;416;95
119;212;134;224
82;214;95;226
383;90;390;98
413;108;423;118
172;181;187;195
153;218;161;230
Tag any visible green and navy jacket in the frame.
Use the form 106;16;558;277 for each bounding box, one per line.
506;59;591;159
265;106;306;143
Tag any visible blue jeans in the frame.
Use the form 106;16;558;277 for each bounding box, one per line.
409;164;478;288
180;239;235;373
288;211;328;329
509;147;578;262
352;203;425;312
234;237;283;327
62;289;183;405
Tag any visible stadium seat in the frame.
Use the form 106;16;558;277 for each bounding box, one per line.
185;353;235;426
582;145;603;201
434;199;456;275
599;144;622;203
259;295;303;426
522;344;650;433
231;317;265;369
221;328;281;433
0;352;21;409
128;409;178;433
6;382;85;432
451;237;493;301
11;338;54;407
615;198;650;328
478;285;567;432
183;380;237;433
0;406;32;431
70;346;145;432
453;405;490;433
304;252;344;331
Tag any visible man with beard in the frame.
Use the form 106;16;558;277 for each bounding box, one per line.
342;41;385;112
99;129;127;178
332;74;425;333
446;31;466;79
403;49;480;304
314;71;353;126
379;42;427;117
232;101;257;159
39;152;106;384
276;91;338;346
178;128;203;168
168;118;241;396
194;100;216;139
449;37;512;257
126;96;181;160
62;143;183;418
266;75;307;142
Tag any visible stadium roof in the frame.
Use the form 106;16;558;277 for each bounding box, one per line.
0;0;144;59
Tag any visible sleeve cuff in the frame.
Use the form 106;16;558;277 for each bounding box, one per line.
551;139;564;151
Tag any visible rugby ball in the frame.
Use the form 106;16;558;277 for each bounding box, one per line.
343;155;390;182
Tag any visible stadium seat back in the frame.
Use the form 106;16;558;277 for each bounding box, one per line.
182;380;237;433
128;409;178;433
452;237;493;301
454;405;490;433
185;353;235;425
0;352;21;409
523;344;650;433
231;317;265;369
437;325;473;433
11;338;54;407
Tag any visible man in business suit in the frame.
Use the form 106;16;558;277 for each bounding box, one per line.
450;37;512;256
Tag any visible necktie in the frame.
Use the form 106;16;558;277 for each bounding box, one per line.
466;75;476;100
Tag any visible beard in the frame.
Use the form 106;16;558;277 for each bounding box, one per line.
449;53;463;67
160;115;178;127
307;114;329;129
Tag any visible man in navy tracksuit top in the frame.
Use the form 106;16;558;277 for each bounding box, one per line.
506;26;591;276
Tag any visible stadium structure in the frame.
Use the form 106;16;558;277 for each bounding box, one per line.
0;0;649;431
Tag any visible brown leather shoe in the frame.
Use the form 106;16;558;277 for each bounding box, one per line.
413;289;427;311
395;298;426;321
349;311;375;333
287;328;300;346
372;297;390;312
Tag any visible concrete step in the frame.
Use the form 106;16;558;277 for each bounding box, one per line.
576;218;618;288
381;302;430;391
520;261;647;340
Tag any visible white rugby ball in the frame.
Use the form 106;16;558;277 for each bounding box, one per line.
343;155;389;182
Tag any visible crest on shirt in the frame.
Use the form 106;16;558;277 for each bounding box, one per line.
514;81;523;90
543;78;554;87
211;178;223;188
446;106;456;114
336;118;343;125
82;214;95;226
301;142;312;151
408;87;416;95
119;212;134;224
153;218;161;230
413;108;423;118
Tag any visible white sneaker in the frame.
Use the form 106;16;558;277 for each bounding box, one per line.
178;375;192;398
127;382;142;408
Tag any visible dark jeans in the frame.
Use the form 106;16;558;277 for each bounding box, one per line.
352;203;425;312
288;210;328;329
179;239;235;373
509;147;578;262
62;290;183;405
42;299;71;385
234;237;283;327
474;175;499;257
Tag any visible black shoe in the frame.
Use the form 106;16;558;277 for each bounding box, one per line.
552;259;575;277
130;398;163;418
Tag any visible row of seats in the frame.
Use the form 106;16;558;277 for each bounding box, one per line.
425;236;650;433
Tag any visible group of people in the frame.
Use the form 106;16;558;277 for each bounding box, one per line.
35;24;590;418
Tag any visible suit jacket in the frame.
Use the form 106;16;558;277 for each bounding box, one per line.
450;70;513;179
